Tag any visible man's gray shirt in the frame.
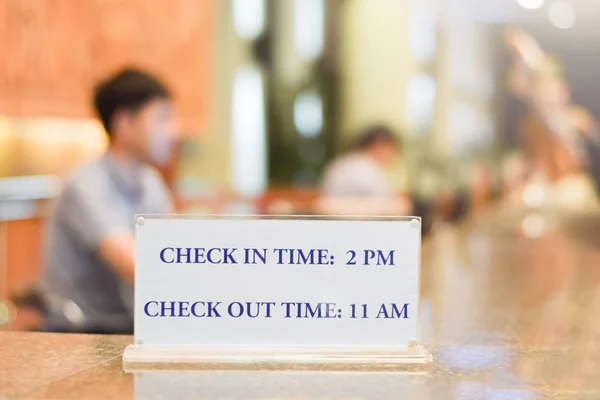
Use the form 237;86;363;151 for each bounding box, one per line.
41;153;173;332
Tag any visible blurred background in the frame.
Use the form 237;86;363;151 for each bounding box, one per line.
2;0;600;330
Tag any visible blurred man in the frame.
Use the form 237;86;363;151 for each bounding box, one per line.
41;69;178;333
317;125;411;215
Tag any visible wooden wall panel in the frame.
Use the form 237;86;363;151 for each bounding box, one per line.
0;0;212;134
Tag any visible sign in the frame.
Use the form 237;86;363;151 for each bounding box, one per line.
124;215;431;368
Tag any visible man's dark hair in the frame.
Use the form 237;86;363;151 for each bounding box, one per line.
93;68;170;136
355;125;401;150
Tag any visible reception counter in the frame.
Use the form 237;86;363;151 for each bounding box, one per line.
3;207;600;399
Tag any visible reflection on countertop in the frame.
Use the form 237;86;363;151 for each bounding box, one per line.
3;207;600;399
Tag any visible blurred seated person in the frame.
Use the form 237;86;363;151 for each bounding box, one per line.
40;68;179;334
316;125;412;215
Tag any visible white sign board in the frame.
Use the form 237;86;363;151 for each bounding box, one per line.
127;215;428;367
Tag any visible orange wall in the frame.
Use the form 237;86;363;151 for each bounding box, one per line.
0;0;213;134
1;219;45;301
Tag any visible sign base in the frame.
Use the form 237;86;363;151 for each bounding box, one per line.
123;345;432;372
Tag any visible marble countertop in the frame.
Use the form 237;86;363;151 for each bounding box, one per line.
3;209;600;399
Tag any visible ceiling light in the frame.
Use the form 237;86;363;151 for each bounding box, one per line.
516;0;544;10
548;1;576;29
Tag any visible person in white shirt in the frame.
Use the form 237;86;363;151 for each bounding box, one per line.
317;125;412;215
